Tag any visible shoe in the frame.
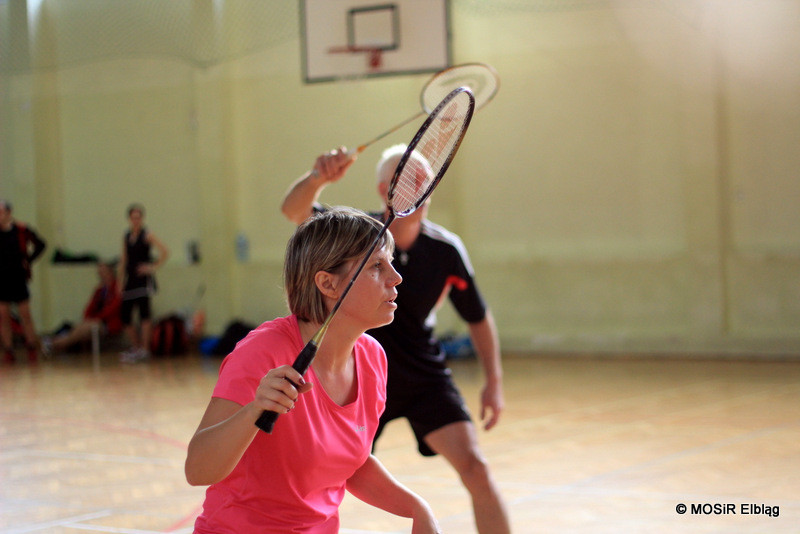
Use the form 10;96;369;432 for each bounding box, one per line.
41;337;53;357
120;348;138;363
3;349;14;364
26;344;39;363
120;347;150;363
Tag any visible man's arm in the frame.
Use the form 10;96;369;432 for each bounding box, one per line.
280;170;329;224
467;309;505;431
281;147;355;224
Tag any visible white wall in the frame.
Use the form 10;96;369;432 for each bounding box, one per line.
2;0;798;355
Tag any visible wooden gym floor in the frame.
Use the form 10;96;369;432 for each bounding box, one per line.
1;350;798;533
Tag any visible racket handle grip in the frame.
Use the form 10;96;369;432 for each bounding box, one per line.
255;409;279;433
291;340;318;375
254;341;319;434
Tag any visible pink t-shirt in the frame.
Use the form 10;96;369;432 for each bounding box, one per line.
194;315;387;534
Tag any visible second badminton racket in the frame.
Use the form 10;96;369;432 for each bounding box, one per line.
351;62;498;155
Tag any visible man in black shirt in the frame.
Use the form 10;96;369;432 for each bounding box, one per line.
281;146;510;534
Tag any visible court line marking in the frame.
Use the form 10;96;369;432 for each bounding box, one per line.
507;419;800;506
0;416;199;533
3;511;112;534
10;449;180;465
60;525;188;534
0;413;189;450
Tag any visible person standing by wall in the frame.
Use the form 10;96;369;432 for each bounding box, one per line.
0;199;47;363
117;203;169;363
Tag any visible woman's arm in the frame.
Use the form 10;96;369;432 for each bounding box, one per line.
26;227;47;262
117;241;127;293
185;365;312;486
346;455;440;534
184;397;261;486
143;232;170;272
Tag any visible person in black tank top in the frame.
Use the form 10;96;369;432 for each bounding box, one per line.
0;199;47;363
280;146;510;534
117;204;169;362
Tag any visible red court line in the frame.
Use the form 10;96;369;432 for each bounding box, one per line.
1;412;188;449
164;503;203;532
2;412;204;532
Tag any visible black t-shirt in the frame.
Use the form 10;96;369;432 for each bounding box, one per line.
365;212;487;387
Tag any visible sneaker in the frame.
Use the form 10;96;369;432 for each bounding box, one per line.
119;348;138;363
41;337;53;357
120;347;150;364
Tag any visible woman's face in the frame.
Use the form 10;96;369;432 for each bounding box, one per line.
128;209;144;230
332;245;402;331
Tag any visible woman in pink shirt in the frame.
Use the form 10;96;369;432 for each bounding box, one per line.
186;207;440;533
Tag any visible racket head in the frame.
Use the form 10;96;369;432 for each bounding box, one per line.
388;86;475;217
421;63;499;114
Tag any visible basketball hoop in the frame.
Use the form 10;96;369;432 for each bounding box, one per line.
328;45;385;70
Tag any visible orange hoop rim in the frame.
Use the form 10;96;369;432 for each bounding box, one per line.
327;45;385;69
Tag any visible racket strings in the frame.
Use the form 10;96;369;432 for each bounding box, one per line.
390;89;473;215
422;64;499;113
392;158;435;213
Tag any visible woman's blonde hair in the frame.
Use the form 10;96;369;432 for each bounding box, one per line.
284;207;394;324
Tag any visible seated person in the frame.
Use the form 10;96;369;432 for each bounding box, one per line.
45;261;122;354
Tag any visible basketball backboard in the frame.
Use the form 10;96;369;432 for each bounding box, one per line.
301;0;451;83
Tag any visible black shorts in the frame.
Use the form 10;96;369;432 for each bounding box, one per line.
375;376;472;457
120;296;152;325
0;273;29;303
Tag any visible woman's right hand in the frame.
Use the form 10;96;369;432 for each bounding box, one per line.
253;365;313;415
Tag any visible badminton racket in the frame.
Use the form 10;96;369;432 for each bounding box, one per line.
350;63;498;155
309;63;497;177
256;86;476;433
